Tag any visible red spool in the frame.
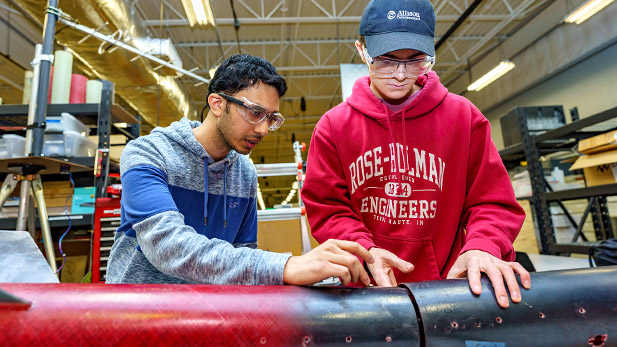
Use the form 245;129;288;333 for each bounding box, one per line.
69;74;87;104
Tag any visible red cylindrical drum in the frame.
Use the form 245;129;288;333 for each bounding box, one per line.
69;74;88;104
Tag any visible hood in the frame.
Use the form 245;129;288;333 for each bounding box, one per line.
346;71;448;123
151;118;240;170
345;71;449;189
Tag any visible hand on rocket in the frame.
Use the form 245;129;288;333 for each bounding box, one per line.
446;249;532;308
366;247;414;287
283;239;375;286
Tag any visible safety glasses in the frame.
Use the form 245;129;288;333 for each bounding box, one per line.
363;47;435;79
216;93;285;131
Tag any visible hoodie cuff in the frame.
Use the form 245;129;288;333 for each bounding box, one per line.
459;237;504;260
353;236;376;251
253;251;292;285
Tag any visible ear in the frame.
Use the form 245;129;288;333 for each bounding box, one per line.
207;93;225;118
355;40;367;64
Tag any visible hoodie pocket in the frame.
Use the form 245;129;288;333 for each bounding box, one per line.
372;233;441;283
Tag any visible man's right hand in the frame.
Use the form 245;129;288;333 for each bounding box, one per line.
367;247;414;287
283;239;374;286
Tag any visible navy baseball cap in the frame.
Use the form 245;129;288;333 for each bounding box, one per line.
359;0;436;57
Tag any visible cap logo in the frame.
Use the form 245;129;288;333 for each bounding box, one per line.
388;10;421;21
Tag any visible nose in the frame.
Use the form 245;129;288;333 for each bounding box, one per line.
393;63;407;80
255;120;269;136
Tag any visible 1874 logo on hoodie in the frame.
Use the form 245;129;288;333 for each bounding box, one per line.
385;182;411;197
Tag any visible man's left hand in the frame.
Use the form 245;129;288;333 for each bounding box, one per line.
446;250;531;308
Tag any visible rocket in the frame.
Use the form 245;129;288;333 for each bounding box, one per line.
1;266;615;346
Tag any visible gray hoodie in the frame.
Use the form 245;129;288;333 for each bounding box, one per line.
106;118;291;284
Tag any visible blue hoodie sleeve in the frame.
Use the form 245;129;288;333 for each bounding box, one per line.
120;136;180;224
121;165;179;224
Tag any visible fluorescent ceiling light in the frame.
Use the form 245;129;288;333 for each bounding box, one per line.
467;60;516;92
565;0;614;25
181;0;215;27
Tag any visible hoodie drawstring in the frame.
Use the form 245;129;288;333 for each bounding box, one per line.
223;161;228;228
203;158;228;228
384;112;404;191
204;158;209;225
401;108;408;179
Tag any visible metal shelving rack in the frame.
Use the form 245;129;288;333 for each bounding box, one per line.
0;96;140;229
499;106;617;255
0;0;204;275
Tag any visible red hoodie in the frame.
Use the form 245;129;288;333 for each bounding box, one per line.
303;72;525;283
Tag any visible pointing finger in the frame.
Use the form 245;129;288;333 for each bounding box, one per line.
331;240;374;264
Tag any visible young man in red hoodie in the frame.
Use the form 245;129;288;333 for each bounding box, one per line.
303;0;531;308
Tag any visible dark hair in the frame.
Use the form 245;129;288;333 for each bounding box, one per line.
357;35;366;48
207;54;287;100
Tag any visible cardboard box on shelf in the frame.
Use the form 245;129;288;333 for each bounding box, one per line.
8;181;73;208
570;149;617;187
257;219;319;256
89;134;126;162
513;200;539;254
578;130;617;154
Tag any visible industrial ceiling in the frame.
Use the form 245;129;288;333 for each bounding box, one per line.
0;0;576;206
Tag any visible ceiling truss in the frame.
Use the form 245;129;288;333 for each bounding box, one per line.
0;0;552;204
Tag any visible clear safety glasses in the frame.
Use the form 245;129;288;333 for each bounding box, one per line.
363;47;435;79
217;93;285;131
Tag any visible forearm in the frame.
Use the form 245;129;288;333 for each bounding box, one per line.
461;203;524;261
233;241;258;249
135;211;290;285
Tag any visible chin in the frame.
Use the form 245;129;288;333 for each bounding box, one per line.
385;92;412;102
233;146;252;155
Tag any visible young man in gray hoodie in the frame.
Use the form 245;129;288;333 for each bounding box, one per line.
107;54;373;286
